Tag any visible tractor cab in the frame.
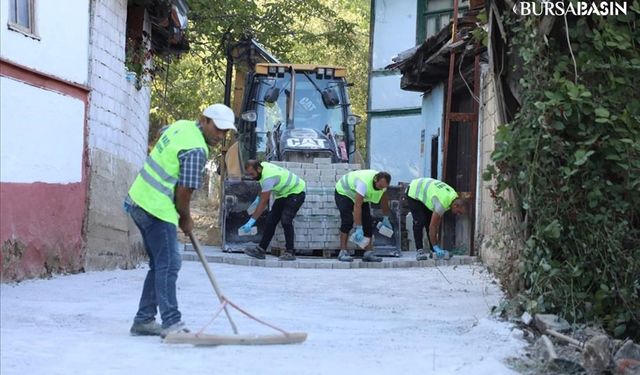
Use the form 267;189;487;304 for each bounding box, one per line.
235;64;360;165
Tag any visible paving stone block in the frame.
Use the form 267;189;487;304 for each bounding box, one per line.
305;194;322;202
332;262;351;269
298;262;316;269
289;168;305;177
367;262;385;269
264;260;282;268
308;228;325;236
280;261;299;268
315;163;336;170
392;260;411;268
319;169;336;176
308;241;325;249
314;157;332;164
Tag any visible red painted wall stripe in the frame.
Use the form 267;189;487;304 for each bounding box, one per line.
1;58;90;281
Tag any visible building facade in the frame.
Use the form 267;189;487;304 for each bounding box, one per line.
1;0;187;280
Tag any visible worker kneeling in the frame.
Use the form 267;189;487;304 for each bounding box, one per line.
334;169;392;262
406;178;467;261
241;161;306;261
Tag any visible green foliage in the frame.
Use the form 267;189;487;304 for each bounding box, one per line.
150;54;225;141
151;0;370;155
488;8;640;339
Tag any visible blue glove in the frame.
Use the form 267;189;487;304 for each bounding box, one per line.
247;197;259;212
381;216;392;229
240;218;256;233
354;226;364;242
433;245;445;258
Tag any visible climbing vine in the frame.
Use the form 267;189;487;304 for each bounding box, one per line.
487;3;640;339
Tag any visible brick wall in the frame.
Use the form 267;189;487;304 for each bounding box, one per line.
84;0;151;270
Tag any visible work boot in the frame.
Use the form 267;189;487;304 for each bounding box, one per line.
160;321;190;339
416;249;430;261
130;320;162;336
337;249;353;262
245;245;266;260
278;251;296;261
362;250;382;262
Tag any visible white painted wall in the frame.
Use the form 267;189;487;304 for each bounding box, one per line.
370;74;423;111
0;0;90;85
421;84;445;178
372;0;418;70
0;77;84;183
369;114;424;184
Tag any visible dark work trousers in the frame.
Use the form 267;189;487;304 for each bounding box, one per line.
334;190;373;237
406;193;434;251
259;192;305;252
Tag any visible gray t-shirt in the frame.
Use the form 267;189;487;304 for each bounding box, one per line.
354;179;368;197
261;176;280;192
432;196;445;216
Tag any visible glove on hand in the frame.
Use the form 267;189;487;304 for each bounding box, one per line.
240;218;256;233
354;226;364;242
381;216;392;229
433;245;446;258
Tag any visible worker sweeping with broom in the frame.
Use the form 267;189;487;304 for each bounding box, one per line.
124;104;236;338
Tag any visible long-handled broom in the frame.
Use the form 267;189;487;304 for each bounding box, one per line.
164;233;307;346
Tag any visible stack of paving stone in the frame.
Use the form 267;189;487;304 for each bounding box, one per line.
270;158;361;254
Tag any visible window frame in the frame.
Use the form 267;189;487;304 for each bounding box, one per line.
7;0;38;39
416;0;468;44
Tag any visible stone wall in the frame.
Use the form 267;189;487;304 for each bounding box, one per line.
476;67;524;271
84;0;151;270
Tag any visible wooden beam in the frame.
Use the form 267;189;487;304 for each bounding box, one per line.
449;112;475;122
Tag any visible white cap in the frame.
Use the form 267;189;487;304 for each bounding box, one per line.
203;104;236;131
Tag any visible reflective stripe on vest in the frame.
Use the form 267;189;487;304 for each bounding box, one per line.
260;162;305;199
145;155;178;185
408;177;458;212
335;170;385;204
139;167;174;200
128;120;208;225
409;178;435;207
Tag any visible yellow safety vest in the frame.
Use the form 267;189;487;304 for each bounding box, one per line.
408;178;458;212
259;162;306;199
335;169;385;204
128;120;208;225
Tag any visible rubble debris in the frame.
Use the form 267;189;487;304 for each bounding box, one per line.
614;340;640;375
535;314;571;333
582;334;613;373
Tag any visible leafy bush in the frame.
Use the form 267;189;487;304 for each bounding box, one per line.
488;7;640;339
